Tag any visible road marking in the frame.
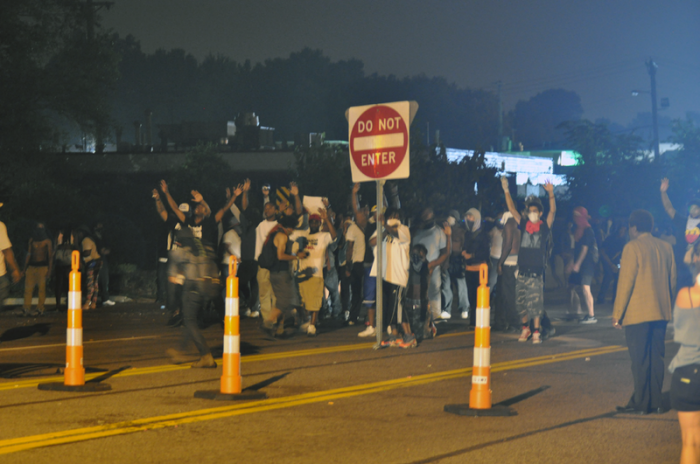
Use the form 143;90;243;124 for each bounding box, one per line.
0;331;472;391
0;336;161;353
0;344;627;455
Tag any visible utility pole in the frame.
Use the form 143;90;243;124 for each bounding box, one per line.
496;81;503;151
646;59;660;159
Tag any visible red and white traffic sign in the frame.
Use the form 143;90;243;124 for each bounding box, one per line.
347;101;414;182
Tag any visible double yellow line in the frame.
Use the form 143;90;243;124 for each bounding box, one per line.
0;344;625;455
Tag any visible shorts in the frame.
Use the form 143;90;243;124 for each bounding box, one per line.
516;273;544;320
569;272;593;287
270;271;295;314
671;364;700;412
363;266;376;307
298;276;324;312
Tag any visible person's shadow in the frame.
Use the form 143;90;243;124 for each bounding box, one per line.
0;323;51;342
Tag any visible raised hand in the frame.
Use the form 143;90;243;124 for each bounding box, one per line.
543;181;554;194
660;178;669;193
152;189;160;200
500;176;509;191
160;179;169;193
233;183;244;197
290;182;299;196
318;207;328;220
243;178;251;192
322;197;330;208
442;221;452;236
191;190;203;203
352;182;360;195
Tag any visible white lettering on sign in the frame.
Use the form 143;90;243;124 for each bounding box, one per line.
361;151;396;166
353;133;404;152
378;117;402;131
357;120;373;133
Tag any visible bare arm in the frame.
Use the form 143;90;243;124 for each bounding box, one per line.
153;189;168;222
351;183;367;229
275;233;304;261
160;180;185;223
660;178;676;219
500;177;521;224
3;248;22;283
319;208;337;240
290;182;302;216
241;179;250;211
544;181;556;228
498;220;514;273
215;184;242;223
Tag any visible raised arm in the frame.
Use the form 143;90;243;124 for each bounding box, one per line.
191;190;211;218
160;180;185;223
215;184;242;223
290;182;302;216
319;207;337;240
241;178;250;211
544;181;556;228
500;177;521;223
660;178;676;219
153;189;168;222
351;183;367;229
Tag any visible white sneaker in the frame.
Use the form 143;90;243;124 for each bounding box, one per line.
307;325;316;336
440;311;452;320
300;322;310;331
103;300;115;306
244;308;252;317
249;310;260;318
358;326;376;337
461;311;469;319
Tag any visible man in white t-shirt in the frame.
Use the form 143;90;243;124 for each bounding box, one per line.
0;204;22;311
344;218;366;324
411;207;449;321
256;202;279;321
297;209;337;336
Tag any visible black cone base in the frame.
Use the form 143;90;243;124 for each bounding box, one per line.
38;382;111;392
444;403;517;417
194;390;267;401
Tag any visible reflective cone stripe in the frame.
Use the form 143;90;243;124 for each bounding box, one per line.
65;251;85;386
469;263;492;409
221;257;242;394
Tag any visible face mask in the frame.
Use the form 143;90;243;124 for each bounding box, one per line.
422;220;435;230
411;254;424;271
387;218;400;227
447;217;456;226
528;212;540;223
466;220;475;231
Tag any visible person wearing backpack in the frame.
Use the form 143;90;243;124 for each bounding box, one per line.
567;206;598;324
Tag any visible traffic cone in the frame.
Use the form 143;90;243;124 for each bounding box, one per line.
195;257;266;401
39;251;111;392
444;263;514;416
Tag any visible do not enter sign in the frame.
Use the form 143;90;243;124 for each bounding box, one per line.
347;101;416;182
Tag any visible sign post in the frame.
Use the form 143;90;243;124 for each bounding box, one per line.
347;101;418;348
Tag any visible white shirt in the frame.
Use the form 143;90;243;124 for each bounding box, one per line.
345;222;366;264
222;229;242;265
0;221;11;277
412;225;447;262
370;224;411;287
299;232;334;278
255;219;278;261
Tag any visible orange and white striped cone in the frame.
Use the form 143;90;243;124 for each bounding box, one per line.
38;251;111;392
195;256;266;401
444;263;515;417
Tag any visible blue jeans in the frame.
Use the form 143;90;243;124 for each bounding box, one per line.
441;267;453;313
454;276;469;313
323;267;341;317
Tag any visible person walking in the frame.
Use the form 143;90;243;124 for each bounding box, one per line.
613;209;676;415
0;203;22;314
22;222;52;316
568;206;598;323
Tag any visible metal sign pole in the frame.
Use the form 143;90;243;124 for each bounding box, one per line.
374;180;384;348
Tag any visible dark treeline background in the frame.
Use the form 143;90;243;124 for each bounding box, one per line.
1;3;700;278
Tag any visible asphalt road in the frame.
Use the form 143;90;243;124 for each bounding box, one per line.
0;291;683;463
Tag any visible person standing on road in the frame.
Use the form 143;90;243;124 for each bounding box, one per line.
446;210;469;320
461;208;487;327
613;209;676;415
501;177;556;344
255;201;279;322
22;222;52;316
93;222;115;307
495;211;521;333
567;206;598;324
78;226;101;310
669;242;700;464
0;203;22;313
412;207;449;323
597;224;628;305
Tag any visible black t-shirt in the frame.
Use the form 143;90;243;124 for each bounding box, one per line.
363;221;377;264
517;218;550;275
186;215;218;250
573;227;596;276
157;215;180;259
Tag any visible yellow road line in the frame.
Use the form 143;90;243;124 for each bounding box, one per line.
0;344;627;455
0;331;472;391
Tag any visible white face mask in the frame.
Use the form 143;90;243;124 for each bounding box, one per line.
447;217;456;226
528;212;540;223
386;218;400;227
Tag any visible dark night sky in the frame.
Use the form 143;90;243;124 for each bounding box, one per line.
102;0;700;126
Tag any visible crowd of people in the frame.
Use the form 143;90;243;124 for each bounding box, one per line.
1;174;700;462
